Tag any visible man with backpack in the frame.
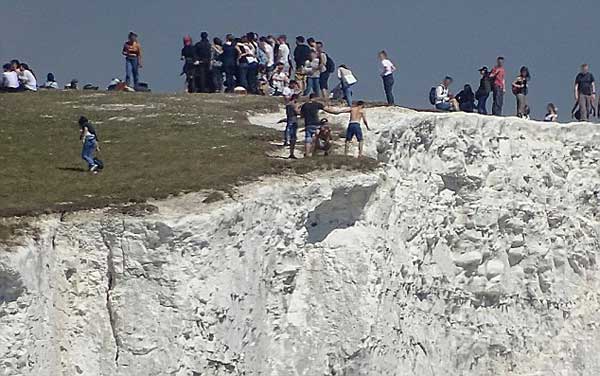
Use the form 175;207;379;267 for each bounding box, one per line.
430;76;459;112
316;41;334;100
78;116;103;174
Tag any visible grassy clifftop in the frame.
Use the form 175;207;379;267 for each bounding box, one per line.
0;92;376;219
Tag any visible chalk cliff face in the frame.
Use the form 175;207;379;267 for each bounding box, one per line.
3;109;600;376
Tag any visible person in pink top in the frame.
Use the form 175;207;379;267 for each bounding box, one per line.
489;56;506;116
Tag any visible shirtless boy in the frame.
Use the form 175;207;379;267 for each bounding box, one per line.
345;101;370;157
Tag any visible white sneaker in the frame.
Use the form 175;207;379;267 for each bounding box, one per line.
90;164;99;172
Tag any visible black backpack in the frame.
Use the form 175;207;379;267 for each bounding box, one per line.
429;87;437;105
325;54;335;73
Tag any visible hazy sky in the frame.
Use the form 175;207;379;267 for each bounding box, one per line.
1;0;598;120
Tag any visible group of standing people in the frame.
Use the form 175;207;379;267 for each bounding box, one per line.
179;32;350;101
178;31;400;108
432;57;521;117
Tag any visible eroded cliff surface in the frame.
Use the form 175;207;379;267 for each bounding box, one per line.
2;109;600;376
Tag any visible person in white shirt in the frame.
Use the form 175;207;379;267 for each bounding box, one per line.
304;51;321;96
1;63;20;92
435;76;459;111
262;39;274;72
276;35;291;73
337;64;357;106
270;62;289;95
282;80;300;102
41;72;59;89
18;63;37;91
379;50;396;105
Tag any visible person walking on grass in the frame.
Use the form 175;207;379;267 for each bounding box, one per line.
574;63;595;121
489;56;505;116
379;50;396;105
345;101;371;158
78;116;102;174
122;31;142;89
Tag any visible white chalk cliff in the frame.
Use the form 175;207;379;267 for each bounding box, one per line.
2;108;600;376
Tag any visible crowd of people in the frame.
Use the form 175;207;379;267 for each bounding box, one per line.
177;31;397;108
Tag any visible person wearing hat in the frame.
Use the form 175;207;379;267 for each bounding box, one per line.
122;31;143;89
475;66;493;114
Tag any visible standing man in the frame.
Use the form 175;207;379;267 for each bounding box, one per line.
379;50;396;105
574;64;595;121
300;93;346;157
221;34;238;93
194;32;212;93
316;41;331;101
122;31;142;89
345;101;371;158
489;56;505;116
276;35;291;75
293;36;311;94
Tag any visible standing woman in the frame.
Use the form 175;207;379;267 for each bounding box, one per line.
236;36;251;91
475;67;492;114
211;38;224;93
122;31;142;89
379;51;396;105
512;66;530;118
181;35;195;93
337;64;357;107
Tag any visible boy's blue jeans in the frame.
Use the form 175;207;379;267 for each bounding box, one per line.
82;139;97;169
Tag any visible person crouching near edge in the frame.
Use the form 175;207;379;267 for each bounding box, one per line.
78;116;101;174
345;101;371;158
313;118;333;156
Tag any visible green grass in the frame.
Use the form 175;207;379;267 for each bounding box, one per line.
0;91;377;222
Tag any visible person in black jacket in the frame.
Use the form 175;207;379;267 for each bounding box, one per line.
293;36;311;93
221;34;238;92
194;32;212;93
475;66;492;114
181;35;195;93
455;84;476;113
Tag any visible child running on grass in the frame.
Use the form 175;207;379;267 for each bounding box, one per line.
78;116;102;174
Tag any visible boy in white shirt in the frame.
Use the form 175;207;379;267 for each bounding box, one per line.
1;63;20;92
271;63;289;95
379;50;396;105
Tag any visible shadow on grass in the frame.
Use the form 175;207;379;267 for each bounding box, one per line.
57;167;87;172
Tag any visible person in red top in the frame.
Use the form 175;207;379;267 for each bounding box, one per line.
122;31;142;88
489;56;505;116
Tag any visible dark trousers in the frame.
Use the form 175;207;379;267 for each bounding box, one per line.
195;62;210;93
224;65;236;92
382;74;395;105
492;85;504;116
477;94;489;115
247;62;258;94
